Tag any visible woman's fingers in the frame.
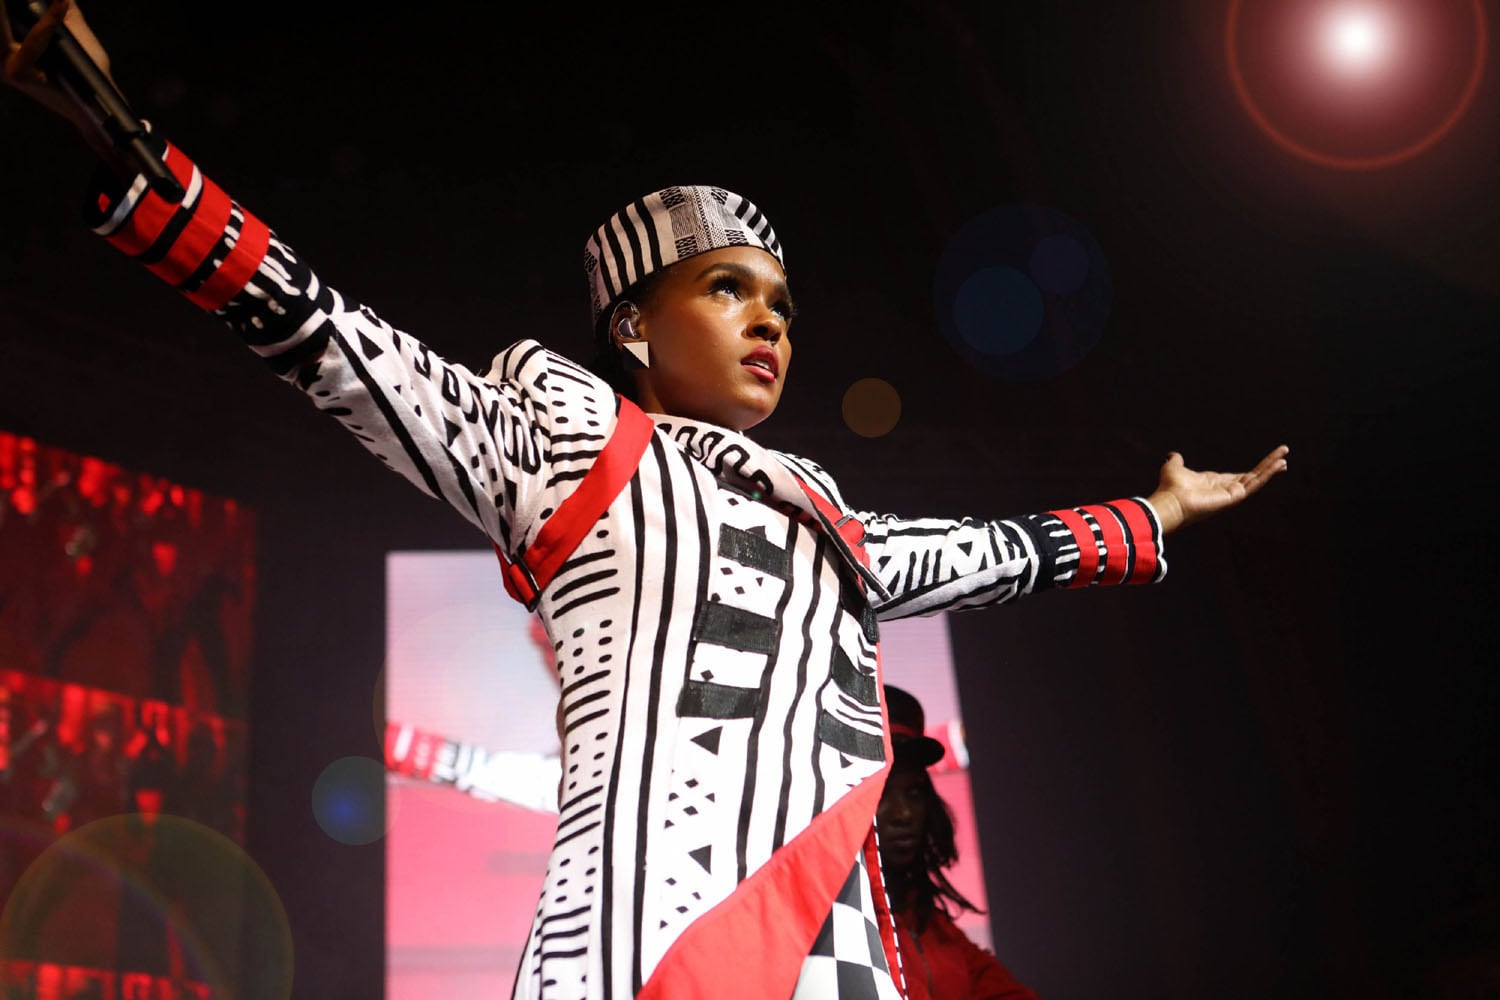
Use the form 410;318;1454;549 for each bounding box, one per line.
4;0;117;130
1244;445;1290;490
59;0;110;79
4;0;67;87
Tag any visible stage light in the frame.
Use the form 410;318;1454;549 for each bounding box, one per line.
1320;6;1394;77
1225;0;1487;169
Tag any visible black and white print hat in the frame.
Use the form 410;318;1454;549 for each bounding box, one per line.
584;185;784;329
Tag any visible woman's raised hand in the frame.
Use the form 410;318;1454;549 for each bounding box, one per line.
1146;445;1289;534
3;0;121;154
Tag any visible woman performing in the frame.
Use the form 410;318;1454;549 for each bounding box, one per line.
3;5;1288;998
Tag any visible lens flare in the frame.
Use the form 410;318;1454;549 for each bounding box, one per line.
1226;0;1488;169
841;378;902;438
313;755;394;845
0;814;293;999
933;205;1112;382
1321;6;1393;76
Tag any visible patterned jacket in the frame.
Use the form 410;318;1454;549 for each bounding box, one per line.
88;137;1166;1000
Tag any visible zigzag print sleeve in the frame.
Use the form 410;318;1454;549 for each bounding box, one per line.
773;453;1166;621
83;136;606;556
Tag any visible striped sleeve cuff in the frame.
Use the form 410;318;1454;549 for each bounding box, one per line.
1044;497;1166;587
86;136;269;314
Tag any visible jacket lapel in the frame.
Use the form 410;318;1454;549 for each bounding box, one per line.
650;416;892;603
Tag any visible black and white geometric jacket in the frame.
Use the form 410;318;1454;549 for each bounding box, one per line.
89;138;1166;1000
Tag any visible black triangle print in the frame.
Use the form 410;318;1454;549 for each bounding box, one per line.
357;329;385;359
877;555;892;569
957;540;973;556
295;362;323;390
691;726;723;755
444;419;462;446
839;752;852;768
689;845;713;873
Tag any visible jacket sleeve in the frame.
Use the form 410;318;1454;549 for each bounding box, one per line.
82;134;621;561
859;499;1165;620
769;453;1165;621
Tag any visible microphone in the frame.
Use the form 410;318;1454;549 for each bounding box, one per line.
7;0;184;202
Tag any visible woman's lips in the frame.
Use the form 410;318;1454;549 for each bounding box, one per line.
742;347;779;382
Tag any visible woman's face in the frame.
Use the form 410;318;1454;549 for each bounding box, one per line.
624;246;794;431
877;762;930;873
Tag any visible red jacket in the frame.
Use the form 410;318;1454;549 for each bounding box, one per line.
892;905;1041;1000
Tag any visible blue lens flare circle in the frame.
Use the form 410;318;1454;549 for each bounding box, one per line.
934;205;1113;382
312;755;389;846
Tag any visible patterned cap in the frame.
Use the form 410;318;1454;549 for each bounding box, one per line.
584;185;785;328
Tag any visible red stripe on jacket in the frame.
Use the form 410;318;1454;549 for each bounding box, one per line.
1050;507;1100;589
99;143;269;313
186;213;270;312
145;176;231;287
1113;500;1160;584
1081;503;1130;586
103;143;197;257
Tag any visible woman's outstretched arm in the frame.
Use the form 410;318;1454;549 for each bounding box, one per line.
2;1;608;561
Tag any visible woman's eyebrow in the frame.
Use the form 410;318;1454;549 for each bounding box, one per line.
694;261;795;309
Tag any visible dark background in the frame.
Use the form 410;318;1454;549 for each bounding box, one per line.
3;1;1497;997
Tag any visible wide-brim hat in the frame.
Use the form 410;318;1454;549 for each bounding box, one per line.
884;684;945;768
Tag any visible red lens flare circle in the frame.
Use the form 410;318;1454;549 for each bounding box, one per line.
1225;0;1487;169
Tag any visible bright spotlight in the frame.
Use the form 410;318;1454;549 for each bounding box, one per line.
1226;0;1488;169
1321;6;1394;76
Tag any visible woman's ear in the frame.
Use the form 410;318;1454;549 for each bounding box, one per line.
609;301;648;369
609;301;641;340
